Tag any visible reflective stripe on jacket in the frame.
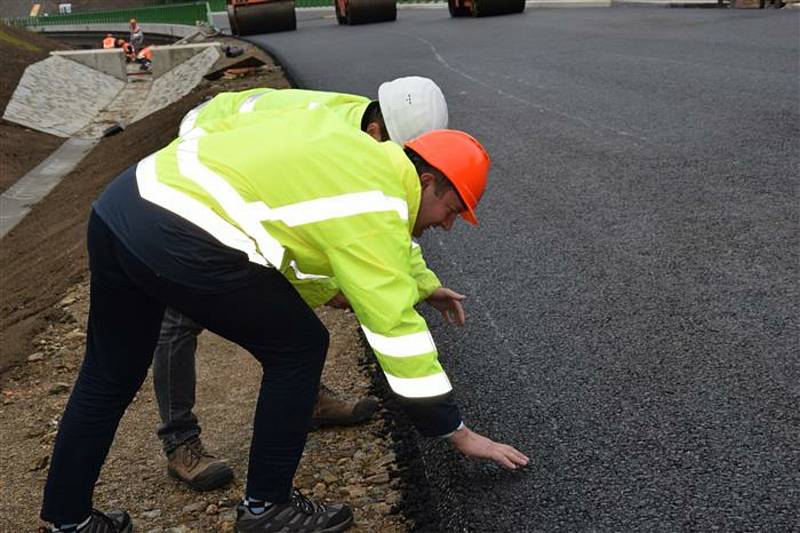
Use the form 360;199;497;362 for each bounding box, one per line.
138;106;451;400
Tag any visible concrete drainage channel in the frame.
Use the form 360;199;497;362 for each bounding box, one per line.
0;35;222;238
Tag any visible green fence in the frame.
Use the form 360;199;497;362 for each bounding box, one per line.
5;2;210;28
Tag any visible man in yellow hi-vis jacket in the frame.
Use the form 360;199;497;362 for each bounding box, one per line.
154;77;461;491
40;106;528;533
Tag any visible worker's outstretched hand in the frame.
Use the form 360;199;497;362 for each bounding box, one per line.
425;287;466;326
448;426;529;470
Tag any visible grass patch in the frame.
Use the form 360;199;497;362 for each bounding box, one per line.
0;28;43;53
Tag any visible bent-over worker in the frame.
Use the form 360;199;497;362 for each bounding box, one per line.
40;106;528;533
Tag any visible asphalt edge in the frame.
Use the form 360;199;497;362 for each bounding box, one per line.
358;331;446;532
244;37;305;89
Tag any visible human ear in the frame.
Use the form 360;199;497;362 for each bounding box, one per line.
419;172;436;189
365;122;382;141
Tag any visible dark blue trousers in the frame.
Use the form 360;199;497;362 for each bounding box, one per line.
41;212;328;524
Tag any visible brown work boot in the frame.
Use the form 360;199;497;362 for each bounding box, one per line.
167;436;234;491
309;383;379;430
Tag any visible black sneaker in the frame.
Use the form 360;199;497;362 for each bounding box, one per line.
236;489;353;532
40;509;133;532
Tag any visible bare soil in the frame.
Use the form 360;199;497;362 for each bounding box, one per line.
0;30;411;532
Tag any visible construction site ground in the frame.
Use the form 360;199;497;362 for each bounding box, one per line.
0;27;410;532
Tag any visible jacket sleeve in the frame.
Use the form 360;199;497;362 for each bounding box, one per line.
409;241;441;300
326;231;461;437
281;265;340;309
284;246;436;310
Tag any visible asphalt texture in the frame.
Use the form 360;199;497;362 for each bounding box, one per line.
249;7;800;532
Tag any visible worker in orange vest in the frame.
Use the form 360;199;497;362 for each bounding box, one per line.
102;34;115;49
116;38;136;63
136;45;153;71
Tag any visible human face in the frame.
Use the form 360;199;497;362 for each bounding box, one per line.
412;173;466;238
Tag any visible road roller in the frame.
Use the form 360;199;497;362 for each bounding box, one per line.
335;0;397;25
227;0;296;35
448;0;526;17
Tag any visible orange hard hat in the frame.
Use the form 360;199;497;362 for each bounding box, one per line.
405;129;490;225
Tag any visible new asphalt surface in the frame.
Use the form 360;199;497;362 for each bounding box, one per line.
249;7;799;532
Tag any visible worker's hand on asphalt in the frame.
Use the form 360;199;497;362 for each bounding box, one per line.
425;287;466;326
448;426;529;470
325;292;351;310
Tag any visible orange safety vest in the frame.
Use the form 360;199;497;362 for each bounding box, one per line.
103;36;115;49
137;46;153;61
120;41;135;57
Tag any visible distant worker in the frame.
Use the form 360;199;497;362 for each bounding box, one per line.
116;38;136;63
129;18;144;52
136;45;153;71
102;33;115;49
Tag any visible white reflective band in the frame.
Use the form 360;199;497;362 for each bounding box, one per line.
411;240;420;249
383;371;452;398
178;110;198;137
182;126;207;142
307;101;320;110
246;191;408;227
289;260;329;280
136;155;269;267
178;101;210;137
176;137;285;267
361;325;436;357
239;90;271;113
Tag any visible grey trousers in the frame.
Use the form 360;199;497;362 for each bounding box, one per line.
153;306;204;454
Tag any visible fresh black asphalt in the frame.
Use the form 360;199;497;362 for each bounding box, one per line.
249;7;799;532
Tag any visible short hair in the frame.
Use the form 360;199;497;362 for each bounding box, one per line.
403;147;453;197
361;101;389;142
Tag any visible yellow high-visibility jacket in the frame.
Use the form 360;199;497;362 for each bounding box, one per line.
179;88;441;308
138;105;452;401
179;88;369;138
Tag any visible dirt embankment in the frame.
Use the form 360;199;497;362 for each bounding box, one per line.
0;38;290;374
0;23;68;192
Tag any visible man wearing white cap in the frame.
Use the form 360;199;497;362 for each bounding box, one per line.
158;77;463;491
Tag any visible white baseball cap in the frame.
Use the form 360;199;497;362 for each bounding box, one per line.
378;76;449;145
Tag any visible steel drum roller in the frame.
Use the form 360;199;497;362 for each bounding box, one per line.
336;0;397;25
227;0;296;36
448;0;526;17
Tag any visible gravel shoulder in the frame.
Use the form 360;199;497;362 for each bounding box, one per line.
0;281;409;532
